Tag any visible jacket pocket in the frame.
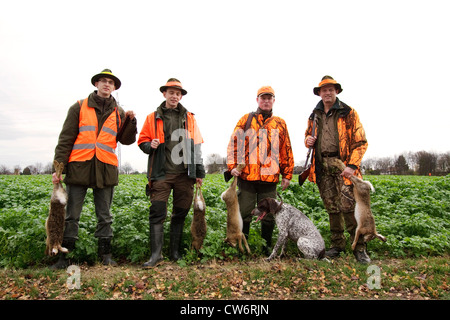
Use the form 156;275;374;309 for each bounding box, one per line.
65;161;92;185
103;163;119;186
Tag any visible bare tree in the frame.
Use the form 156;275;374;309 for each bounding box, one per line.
43;162;53;174
205;153;227;174
436;152;450;175
0;165;11;175
34;162;43;174
120;162;134;174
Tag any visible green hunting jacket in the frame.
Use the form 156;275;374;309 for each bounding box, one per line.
54;91;137;188
138;102;206;181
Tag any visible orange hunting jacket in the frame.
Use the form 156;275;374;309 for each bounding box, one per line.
227;112;294;183
69;98;121;167
304;99;367;185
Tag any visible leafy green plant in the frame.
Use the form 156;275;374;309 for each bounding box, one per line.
0;174;449;268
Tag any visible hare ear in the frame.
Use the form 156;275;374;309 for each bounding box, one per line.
53;160;59;169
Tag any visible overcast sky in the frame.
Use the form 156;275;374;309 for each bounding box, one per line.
1;0;449;173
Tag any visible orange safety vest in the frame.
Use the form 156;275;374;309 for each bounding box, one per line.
68;98;121;166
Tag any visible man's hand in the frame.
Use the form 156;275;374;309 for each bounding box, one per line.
125;110;136;120
306;135;317;148
52;172;62;185
341;166;355;179
150;139;160;149
231;168;242;177
281;178;290;190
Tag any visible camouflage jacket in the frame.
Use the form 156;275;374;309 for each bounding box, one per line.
304;98;368;185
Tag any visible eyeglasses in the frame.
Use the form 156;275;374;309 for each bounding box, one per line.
99;78;115;85
259;95;274;101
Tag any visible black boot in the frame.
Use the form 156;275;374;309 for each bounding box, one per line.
354;244;371;264
170;207;190;261
98;237;117;266
169;221;185;261
325;247;344;259
50;238;76;270
242;221;250;240
142;223;164;268
261;222;274;256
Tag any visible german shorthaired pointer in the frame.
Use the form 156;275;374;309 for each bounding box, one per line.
252;198;325;260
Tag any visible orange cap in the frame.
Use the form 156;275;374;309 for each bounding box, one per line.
257;86;275;97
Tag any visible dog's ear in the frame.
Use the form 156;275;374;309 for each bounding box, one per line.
268;198;280;213
257;198;269;210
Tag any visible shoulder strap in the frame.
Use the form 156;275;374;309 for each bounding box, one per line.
115;107;120;133
244;112;255;132
154;111;157;137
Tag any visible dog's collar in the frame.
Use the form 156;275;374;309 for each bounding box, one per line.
274;200;283;213
275;192;284;213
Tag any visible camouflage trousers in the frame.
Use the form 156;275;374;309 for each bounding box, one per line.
317;158;365;251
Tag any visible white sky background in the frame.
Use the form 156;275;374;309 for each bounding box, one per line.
0;0;449;173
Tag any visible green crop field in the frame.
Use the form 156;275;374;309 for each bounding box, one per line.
0;174;449;268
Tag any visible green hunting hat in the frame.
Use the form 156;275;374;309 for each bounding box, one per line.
91;69;121;89
313;75;342;96
159;78;188;95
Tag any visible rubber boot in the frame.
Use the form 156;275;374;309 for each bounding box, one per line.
169;221;185;261
261;222;274;256
98;237;117;266
142;223;164;268
50;238;76;270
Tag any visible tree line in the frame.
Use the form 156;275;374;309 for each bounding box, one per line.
203;150;450;176
0;161;140;175
1;150;449;176
361;151;449;176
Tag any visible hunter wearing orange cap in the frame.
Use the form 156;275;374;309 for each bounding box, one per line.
138;78;205;268
304;75;369;263
226;85;294;255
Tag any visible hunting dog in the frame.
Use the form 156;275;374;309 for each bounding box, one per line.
191;182;207;252
252;198;325;260
220;164;251;254
45;160;68;256
329;158;386;249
